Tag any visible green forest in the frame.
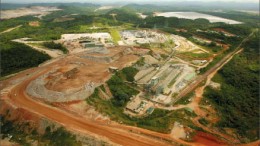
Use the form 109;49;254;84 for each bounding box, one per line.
42;41;68;54
0;42;50;77
203;32;259;142
1;115;81;146
107;68;139;107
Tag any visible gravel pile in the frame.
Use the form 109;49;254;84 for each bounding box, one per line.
26;71;95;102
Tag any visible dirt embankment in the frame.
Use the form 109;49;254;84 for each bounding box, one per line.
0;99;41;126
0;99;116;146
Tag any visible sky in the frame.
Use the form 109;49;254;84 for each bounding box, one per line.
2;0;259;3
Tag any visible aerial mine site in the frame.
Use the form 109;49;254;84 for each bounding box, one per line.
0;1;259;146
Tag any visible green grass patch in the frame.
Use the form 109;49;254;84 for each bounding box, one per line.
100;85;106;92
180;52;211;59
43;127;81;146
167;73;181;88
79;25;90;31
198;118;209;126
109;29;121;45
199;54;224;74
174;92;195;105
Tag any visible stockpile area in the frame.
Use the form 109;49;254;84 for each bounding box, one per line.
26;46;140;103
79;47;132;63
27;70;96;102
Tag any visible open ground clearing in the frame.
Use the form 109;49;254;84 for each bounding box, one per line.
95;6;119;11
1;6;61;19
137;13;148;19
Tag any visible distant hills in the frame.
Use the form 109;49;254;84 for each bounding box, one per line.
1;3;99;10
1;1;259;11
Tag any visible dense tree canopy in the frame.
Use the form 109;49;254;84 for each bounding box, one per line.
0;42;50;76
204;32;259;141
43;41;68;54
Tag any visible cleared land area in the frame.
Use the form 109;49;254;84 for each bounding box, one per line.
1;6;61;19
155;12;242;24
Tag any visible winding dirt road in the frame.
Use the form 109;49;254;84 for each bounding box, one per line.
1;61;178;146
0;52;192;146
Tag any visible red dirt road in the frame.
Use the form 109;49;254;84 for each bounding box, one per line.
5;67;177;146
1;48;185;146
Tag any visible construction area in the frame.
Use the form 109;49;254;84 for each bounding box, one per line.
59;33;114;54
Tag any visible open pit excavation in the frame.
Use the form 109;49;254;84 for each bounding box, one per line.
1;2;259;145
